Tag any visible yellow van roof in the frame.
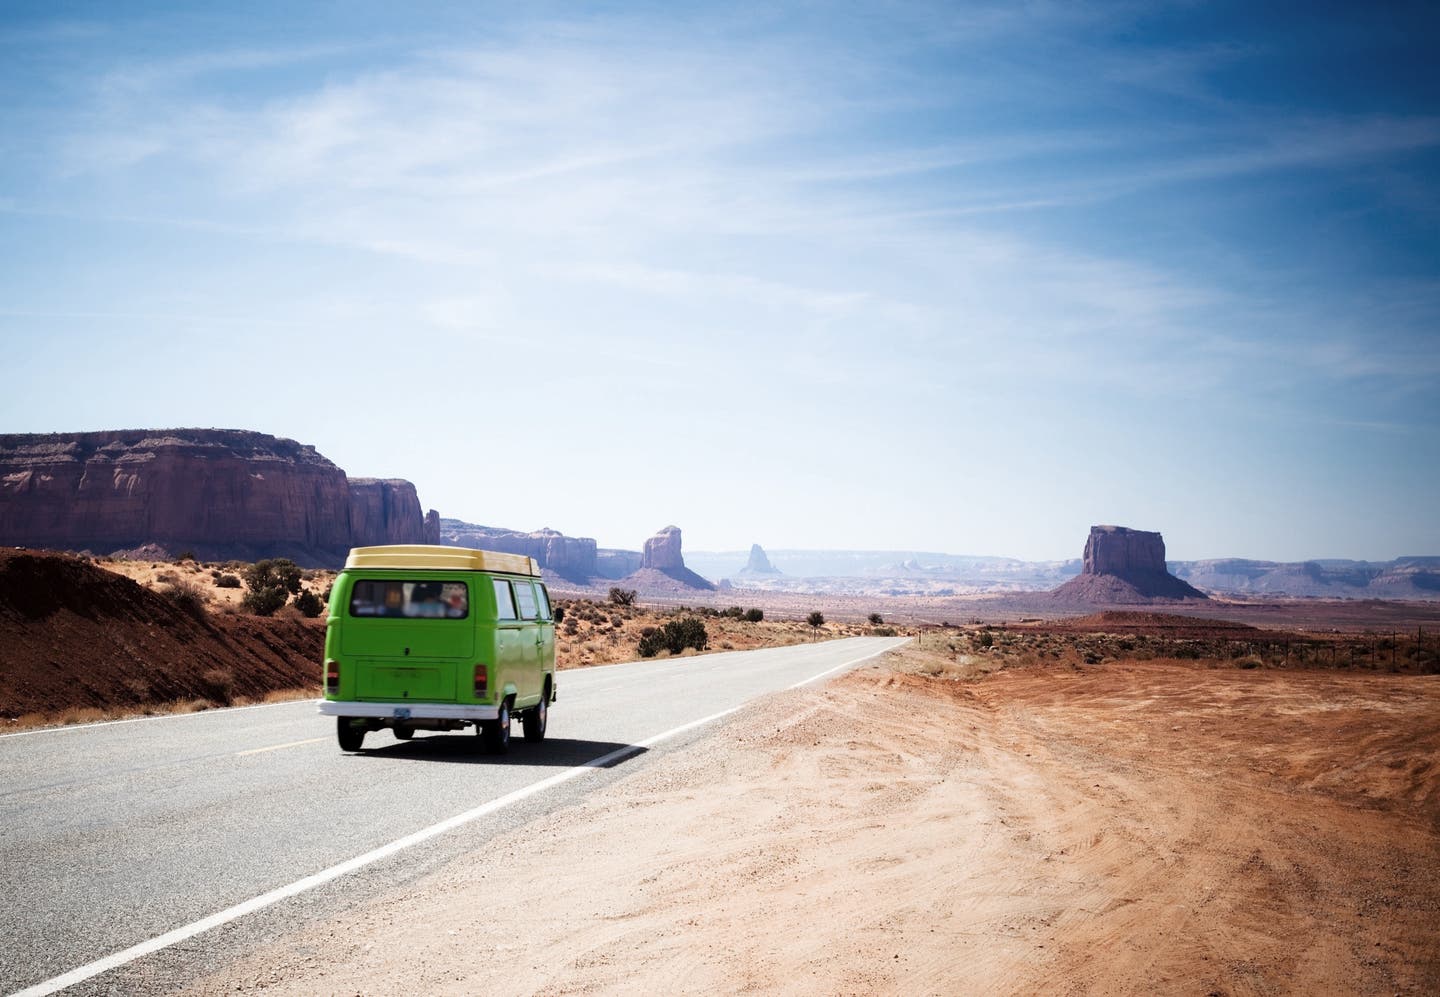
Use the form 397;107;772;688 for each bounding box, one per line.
343;545;541;576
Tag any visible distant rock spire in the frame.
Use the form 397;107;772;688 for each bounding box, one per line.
739;543;781;575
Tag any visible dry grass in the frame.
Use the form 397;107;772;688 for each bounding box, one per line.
3;689;321;734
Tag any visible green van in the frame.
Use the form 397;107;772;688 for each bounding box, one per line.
318;545;556;753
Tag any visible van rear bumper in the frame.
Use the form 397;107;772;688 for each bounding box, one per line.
318;700;501;720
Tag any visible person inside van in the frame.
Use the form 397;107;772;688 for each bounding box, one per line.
405;582;447;618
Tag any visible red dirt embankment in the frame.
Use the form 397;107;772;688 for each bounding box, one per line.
0;550;321;722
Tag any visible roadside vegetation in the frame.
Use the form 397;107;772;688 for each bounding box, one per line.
97;553;335;620
551;598;880;668
894;622;1440;680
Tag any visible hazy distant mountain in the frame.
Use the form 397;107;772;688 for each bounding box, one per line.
685;550;1082;595
1170;556;1440;600
430;520;1440;601
685;549;1440;600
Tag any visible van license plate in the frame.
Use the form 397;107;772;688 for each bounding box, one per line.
393;707;411;719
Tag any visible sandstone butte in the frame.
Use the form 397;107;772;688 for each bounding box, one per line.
626;525;715;591
0;429;438;567
1051;524;1208;603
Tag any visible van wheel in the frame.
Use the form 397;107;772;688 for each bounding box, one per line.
337;718;365;752
523;686;549;743
393;724;415;741
481;699;511;754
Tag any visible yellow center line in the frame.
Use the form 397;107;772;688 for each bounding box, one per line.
235;736;328;757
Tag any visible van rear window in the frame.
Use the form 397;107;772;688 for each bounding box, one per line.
349;580;469;619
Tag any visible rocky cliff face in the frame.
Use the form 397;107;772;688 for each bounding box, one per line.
349;479;427;547
438;520;598;580
1053;525;1207;603
0;429;435;565
738;543;781;575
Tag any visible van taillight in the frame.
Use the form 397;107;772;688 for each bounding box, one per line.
473;664;488;697
325;660;340;692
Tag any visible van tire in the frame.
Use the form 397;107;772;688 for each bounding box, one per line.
337;718;365;752
523;685;549;743
392;724;415;741
481;698;511;754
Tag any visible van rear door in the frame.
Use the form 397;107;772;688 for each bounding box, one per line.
342;577;475;702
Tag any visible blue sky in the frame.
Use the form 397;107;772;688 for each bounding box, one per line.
2;1;1436;561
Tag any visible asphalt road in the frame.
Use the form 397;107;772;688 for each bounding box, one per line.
0;636;906;995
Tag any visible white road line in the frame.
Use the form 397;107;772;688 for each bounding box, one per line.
8;642;901;997
234;737;328;757
0;699;316;740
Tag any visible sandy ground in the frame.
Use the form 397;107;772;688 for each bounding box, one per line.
184;650;1440;996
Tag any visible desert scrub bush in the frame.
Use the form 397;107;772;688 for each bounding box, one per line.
243;558;302;595
868;613;884;625
293;589;325;618
553;605;565;624
723;606;745;618
807;611;825;634
199;667;236;704
242;586;288;617
160;579;210;619
638;617;709;658
608;587;637;607
241;559;302;617
873;626;897;637
744;608;763;623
